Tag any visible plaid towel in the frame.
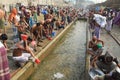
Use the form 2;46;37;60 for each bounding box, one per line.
0;42;10;80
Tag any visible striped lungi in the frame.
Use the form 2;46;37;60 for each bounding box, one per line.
0;42;10;80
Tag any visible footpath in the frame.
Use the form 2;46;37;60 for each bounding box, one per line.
110;25;120;45
102;25;120;59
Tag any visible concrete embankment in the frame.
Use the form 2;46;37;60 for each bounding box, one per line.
85;20;91;80
11;20;77;80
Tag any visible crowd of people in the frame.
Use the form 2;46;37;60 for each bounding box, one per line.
87;8;120;80
89;8;120;39
4;5;80;64
0;3;120;80
0;4;83;80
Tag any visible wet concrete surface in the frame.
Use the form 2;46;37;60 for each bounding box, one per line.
28;21;87;80
100;29;120;61
110;25;120;45
111;25;120;42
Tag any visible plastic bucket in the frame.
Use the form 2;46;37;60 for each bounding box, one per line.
35;59;41;64
52;31;56;37
97;43;102;48
48;37;52;40
21;34;28;41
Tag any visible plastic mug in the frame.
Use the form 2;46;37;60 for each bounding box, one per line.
31;41;36;46
21;34;28;40
48;37;52;40
35;59;41;64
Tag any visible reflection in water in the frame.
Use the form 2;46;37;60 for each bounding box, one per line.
29;21;87;80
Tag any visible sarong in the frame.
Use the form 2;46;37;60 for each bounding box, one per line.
0;42;10;80
94;26;101;39
106;20;113;31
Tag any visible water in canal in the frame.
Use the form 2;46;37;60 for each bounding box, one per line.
29;21;87;80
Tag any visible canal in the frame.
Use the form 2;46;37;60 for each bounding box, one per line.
28;21;87;80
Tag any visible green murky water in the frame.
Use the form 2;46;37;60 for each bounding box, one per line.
29;21;87;80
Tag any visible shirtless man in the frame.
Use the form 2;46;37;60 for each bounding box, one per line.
55;19;65;30
88;36;104;56
31;22;43;46
88;36;104;67
55;19;61;30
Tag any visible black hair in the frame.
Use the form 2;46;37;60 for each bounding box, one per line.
0;34;8;40
20;16;24;19
52;18;56;22
19;6;24;10
27;37;32;42
36;22;41;27
105;52;113;63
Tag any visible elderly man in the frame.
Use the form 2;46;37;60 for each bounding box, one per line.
88;36;104;67
88;36;104;56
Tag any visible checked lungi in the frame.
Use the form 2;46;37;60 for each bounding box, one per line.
0;42;10;80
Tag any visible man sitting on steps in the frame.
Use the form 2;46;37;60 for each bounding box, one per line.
88;36;104;67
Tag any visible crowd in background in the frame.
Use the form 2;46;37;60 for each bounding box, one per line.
89;7;120;39
0;4;83;80
0;4;83;67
